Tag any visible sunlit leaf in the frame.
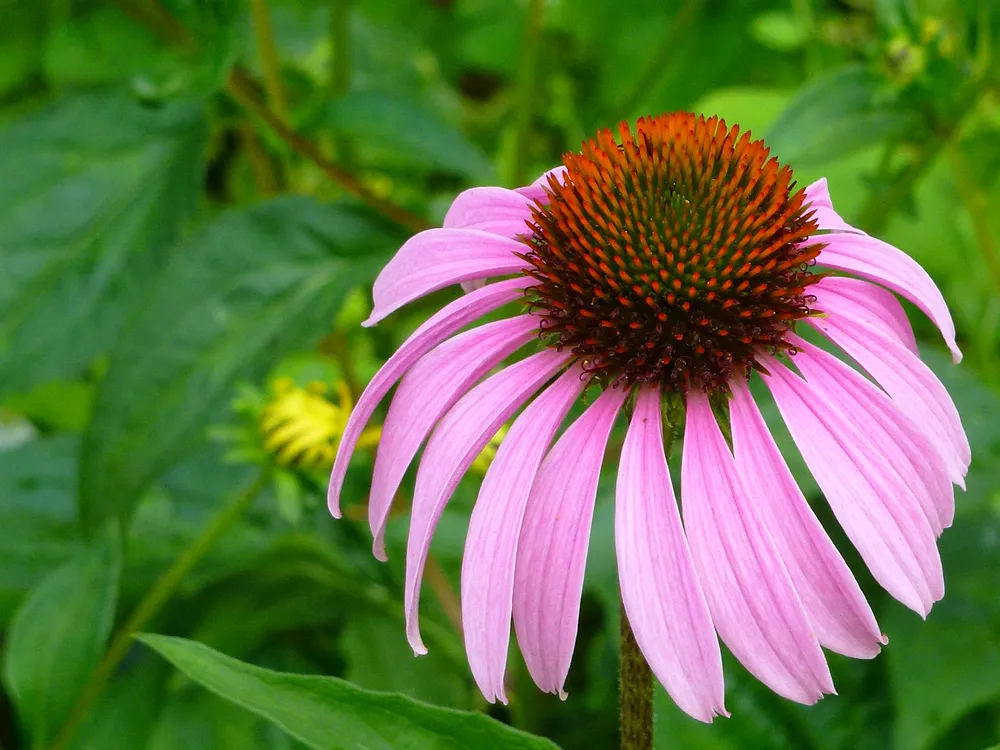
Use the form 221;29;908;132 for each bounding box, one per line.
140;634;561;750
2;527;121;749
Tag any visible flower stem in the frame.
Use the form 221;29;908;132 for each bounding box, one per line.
225;67;431;233
49;472;269;750
620;599;654;750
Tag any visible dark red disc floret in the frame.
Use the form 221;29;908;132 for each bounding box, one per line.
521;113;824;393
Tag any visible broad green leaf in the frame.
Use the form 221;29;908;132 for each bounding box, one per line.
148;684;299;750
0;90;206;392
766;66;920;167
43;6;173;88
2;527;122;749
318;92;494;179
0;436;82;624
140;634;561;750
79;197;401;534
887;513;1000;750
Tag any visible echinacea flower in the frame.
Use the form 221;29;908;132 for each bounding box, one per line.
326;113;969;722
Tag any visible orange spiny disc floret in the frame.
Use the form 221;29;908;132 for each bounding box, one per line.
521;113;824;393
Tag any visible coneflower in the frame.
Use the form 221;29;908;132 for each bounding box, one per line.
327;113;969;722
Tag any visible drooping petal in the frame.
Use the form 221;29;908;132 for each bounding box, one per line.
763;361;944;616
803;178;864;235
729;380;884;659
513;386;628;698
444;186;535;237
327;277;530;517
810;282;969;488
788;334;953;536
682;392;834;704
616;385;726;722
364;228;530;326
369;315;538;558
812;276;918;355
514;166;567;203
816;232;961;362
462;366;588;704
405;349;571;654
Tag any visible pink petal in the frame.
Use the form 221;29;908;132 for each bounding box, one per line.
514;166;567;204
763;361;944;616
369;315;538;558
512;386;628;698
812;276;918;355
788;334;953;537
616;384;726;722
327;277;530;517
462;366;588;704
443;186;535;236
816;232;961;362
810;283;969;489
682;392;834;705
404;349;571;654
803;178;864;235
364;228;530;326
729;379;884;659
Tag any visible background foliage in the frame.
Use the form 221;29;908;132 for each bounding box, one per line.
1;0;999;748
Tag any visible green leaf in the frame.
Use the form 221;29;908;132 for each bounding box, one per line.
139;634;561;750
766;66;920;167
887;513;1000;750
0;90;206;392
0;436;82;624
79;197;401;534
2;527;122;749
43;6;174;88
318;92;495;179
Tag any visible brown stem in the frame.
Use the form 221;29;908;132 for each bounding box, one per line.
111;0;430;234
619;599;654;750
225;67;431;234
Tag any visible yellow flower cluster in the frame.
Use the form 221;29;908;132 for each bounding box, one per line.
259;377;380;472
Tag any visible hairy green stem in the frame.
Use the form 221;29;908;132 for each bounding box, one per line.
619;601;654;750
508;0;545;187
49;472;269;750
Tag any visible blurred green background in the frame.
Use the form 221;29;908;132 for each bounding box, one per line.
0;0;998;748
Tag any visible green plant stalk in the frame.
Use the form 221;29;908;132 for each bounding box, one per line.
615;0;706;118
508;0;545;187
48;472;270;750
619;605;654;750
250;0;291;125
329;0;354;166
949;146;1000;295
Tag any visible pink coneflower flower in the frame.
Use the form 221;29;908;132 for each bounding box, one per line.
326;113;969;722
